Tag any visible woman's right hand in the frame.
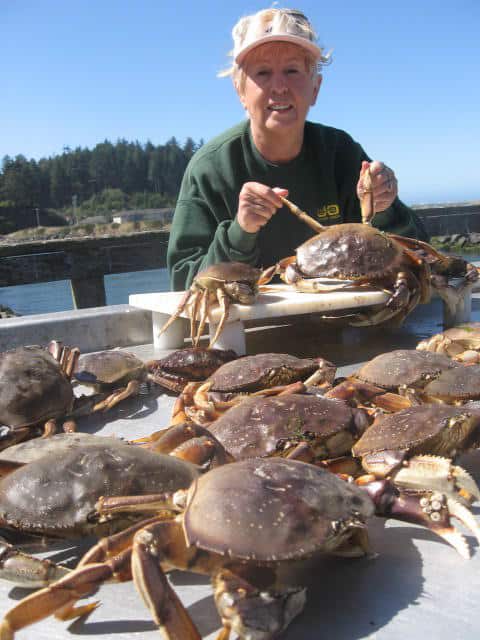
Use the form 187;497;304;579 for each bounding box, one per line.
236;182;288;233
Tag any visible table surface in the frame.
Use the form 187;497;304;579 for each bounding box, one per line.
1;297;480;640
129;283;390;323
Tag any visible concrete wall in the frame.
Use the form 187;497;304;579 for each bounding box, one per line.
413;203;480;236
0;304;153;353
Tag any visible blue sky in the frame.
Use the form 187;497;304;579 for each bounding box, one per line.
2;0;479;205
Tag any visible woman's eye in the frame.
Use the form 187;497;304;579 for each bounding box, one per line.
286;68;300;75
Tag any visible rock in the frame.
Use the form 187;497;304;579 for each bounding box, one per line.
468;233;480;245
0;305;20;318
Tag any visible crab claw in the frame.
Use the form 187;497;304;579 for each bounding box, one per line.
214;567;306;640
392;455;480;505
361;478;480;558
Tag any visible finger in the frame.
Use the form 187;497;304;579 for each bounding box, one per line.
243;193;277;216
248;183;288;209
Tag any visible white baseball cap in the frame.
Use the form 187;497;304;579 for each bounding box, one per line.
232;8;323;65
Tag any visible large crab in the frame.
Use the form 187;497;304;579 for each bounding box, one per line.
148;393;368;473
417;323;480;364
172;352;336;425
0;433;199;588
156;261;276;347
326;348;480;410
0;342;80;448
2;456;477;640
276;196;477;327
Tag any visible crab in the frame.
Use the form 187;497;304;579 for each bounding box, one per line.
3;456;479;640
146;346;238;394
146;393;368;475
417;323;480;364
0;433;199;588
73;349;151;411
352;404;480;524
326;348;473;411
0;342;80;448
156;261;276;347
172;352;336;425
276;197;477;327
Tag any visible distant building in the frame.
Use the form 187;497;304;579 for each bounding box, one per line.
112;208;174;225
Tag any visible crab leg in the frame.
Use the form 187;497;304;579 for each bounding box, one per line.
132;520;202;640
0;516;172;640
208;288;231;348
0;538;70;587
0;560;114;640
279;196;326;233
187;289;203;346
140;422;235;468
157;288;194;339
91;379;141;412
194;288;210;346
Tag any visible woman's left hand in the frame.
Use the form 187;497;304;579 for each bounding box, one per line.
357;160;398;213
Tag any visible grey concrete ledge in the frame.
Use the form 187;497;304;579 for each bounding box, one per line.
0;304;153;352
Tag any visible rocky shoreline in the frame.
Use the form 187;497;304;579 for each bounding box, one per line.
432;233;480;253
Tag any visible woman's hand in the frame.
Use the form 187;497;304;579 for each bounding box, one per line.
236;182;288;233
357;160;398;214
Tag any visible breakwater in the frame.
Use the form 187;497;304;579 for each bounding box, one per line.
413;201;480;236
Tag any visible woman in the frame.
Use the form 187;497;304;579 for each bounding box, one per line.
167;7;428;291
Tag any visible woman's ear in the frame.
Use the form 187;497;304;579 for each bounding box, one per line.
311;73;322;106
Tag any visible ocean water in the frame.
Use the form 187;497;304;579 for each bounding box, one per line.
0;268;170;316
1;252;479;317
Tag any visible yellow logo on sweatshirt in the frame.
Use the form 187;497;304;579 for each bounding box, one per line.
315;204;340;220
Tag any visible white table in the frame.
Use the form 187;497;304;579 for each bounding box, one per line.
130;283;473;355
130;285;391;354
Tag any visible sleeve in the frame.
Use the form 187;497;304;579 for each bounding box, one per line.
372;200;430;241
334;131;430;241
167;168;260;291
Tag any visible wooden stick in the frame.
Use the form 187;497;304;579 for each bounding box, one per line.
279;196;325;233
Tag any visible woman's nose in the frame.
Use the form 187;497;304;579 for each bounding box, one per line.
271;72;288;93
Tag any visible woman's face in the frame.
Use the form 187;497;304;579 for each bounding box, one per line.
237;43;321;138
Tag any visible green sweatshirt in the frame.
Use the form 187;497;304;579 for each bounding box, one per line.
167;120;429;291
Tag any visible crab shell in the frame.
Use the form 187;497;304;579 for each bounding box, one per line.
353;404;480;476
0;438;199;538
0;432;120;465
74;350;147;387
206;353;333;394
194;262;262;304
356;349;459;390
421;365;480;403
183;457;374;561
0;346;74;428
147;347;238;393
208;394;361;460
290;223;405;281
